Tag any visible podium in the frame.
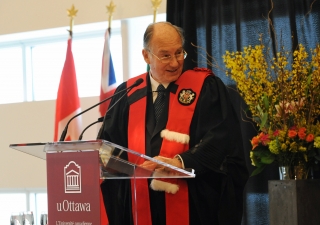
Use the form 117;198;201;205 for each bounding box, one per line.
10;139;195;225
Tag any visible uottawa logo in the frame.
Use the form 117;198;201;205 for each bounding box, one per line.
64;161;81;193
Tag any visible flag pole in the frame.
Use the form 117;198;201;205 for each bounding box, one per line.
54;4;81;141
151;0;162;23
67;4;78;37
99;0;117;117
106;1;116;35
99;3;117;223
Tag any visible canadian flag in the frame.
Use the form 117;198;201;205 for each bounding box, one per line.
99;28;117;117
53;37;82;142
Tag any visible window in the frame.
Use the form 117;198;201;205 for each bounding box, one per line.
30;41;66;101
0;21;123;103
0;191;47;225
0;15;171;104
31;34;123;100
0;47;24;104
29;192;48;225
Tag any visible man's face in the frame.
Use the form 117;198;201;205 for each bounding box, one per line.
142;24;184;84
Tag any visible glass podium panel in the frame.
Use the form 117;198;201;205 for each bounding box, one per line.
9;142;48;160
9;140;195;179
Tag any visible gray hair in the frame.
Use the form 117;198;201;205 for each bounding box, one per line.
143;21;185;50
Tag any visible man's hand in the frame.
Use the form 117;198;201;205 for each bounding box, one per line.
140;156;182;172
154;156;182;169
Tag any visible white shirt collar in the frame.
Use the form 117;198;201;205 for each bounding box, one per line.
149;72;169;102
149;72;169;92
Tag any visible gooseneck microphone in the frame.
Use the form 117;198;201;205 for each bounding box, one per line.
79;83;132;140
78;116;104;140
79;80;135;140
59;78;144;141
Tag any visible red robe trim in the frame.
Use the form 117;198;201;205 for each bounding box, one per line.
127;69;212;225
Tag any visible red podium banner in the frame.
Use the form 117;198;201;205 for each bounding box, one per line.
46;151;100;224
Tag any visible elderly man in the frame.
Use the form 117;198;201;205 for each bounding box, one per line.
98;21;248;225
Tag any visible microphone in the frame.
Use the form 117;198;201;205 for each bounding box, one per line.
78;116;104;140
82;83;131;140
59;78;144;141
95;84;138;139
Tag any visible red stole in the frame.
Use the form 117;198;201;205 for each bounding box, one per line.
127;69;212;225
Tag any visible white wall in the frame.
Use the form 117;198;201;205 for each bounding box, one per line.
0;0;166;35
0;97;101;189
0;0;166;189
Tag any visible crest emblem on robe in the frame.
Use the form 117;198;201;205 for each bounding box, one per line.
178;89;196;105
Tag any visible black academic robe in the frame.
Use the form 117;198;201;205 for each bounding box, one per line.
98;71;249;225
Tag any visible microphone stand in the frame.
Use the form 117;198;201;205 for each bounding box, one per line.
78;86;134;140
78;116;104;140
59;78;143;141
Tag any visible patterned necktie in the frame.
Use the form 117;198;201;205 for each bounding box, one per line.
154;84;166;123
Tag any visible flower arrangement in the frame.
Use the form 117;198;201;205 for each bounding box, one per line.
222;36;320;176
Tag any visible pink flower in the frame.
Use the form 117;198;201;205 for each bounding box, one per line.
275;99;304;117
259;132;270;146
275;101;295;117
290;126;297;131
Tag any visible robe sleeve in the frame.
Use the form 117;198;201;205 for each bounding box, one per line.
180;75;248;176
180;75;249;225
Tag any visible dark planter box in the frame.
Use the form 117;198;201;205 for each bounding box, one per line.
268;179;320;225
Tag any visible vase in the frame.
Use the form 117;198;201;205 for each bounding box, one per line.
279;166;291;180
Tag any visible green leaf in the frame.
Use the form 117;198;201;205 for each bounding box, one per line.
262;93;269;110
256;104;263;115
307;71;312;85
253;145;269;153
258;149;275;164
305;73;312;96
250;164;266;176
260;112;268;129
254;161;265;168
260;155;275;164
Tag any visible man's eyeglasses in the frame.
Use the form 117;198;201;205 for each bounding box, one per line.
148;49;187;64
